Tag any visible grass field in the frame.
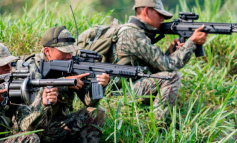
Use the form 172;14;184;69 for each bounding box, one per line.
0;0;237;142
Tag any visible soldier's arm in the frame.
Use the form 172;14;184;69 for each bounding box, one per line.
116;28;196;71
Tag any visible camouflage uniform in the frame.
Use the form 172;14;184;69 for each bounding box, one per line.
25;27;105;142
1;133;40;143
0;43;50;142
112;1;197;120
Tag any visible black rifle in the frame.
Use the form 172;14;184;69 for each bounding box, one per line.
130;12;237;57
40;50;172;105
0;60;77;108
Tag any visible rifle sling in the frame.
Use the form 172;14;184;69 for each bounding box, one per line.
128;18;165;44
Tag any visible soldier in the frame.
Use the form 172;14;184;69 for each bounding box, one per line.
24;26;110;142
108;0;208;120
0;43;58;143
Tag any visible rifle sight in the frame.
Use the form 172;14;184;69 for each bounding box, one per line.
80;49;102;61
179;12;199;21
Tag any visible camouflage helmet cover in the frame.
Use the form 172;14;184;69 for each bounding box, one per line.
133;0;173;19
41;26;80;53
0;44;18;66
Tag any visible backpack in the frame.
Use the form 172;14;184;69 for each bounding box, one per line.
77;19;139;63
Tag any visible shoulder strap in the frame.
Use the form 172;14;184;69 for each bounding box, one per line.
128;18;165;44
116;57;132;65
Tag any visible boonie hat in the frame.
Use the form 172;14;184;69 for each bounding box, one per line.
41;26;80;53
0;44;18;66
133;0;173;19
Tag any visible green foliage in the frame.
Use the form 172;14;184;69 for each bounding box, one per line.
0;0;237;142
0;1;111;55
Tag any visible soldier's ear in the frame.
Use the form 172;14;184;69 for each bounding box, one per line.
144;7;149;17
44;47;51;59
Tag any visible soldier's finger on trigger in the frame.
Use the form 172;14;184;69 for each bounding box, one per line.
78;73;90;78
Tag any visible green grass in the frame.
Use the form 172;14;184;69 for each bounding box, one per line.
0;0;237;142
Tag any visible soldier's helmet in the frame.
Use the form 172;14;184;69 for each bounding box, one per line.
133;0;173;19
41;26;80;53
0;44;18;66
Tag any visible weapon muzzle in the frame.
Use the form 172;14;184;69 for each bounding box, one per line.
232;24;237;32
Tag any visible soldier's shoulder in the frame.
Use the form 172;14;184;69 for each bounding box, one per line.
119;24;146;38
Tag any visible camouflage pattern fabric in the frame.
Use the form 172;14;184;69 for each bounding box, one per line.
40;106;105;143
114;16;196;119
0;44;52;136
1;133;40;143
133;71;181;120
133;0;173;19
12;88;52;132
41;27;80;53
54;29;80;53
0;43;18;66
153;0;173;18
25;52;106;142
116;16;196;71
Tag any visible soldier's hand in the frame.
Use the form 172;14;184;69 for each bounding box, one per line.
168;39;185;53
96;73;110;87
0;89;7;103
66;73;90;90
190;25;208;45
42;87;58;105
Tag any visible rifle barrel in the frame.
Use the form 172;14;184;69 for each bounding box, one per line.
137;74;172;80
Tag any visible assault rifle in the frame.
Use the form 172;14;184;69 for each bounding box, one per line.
40;50;172;103
130;12;237;57
159;12;237;57
0;60;77;108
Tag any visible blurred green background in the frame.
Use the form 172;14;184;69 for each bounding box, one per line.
0;0;224;21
